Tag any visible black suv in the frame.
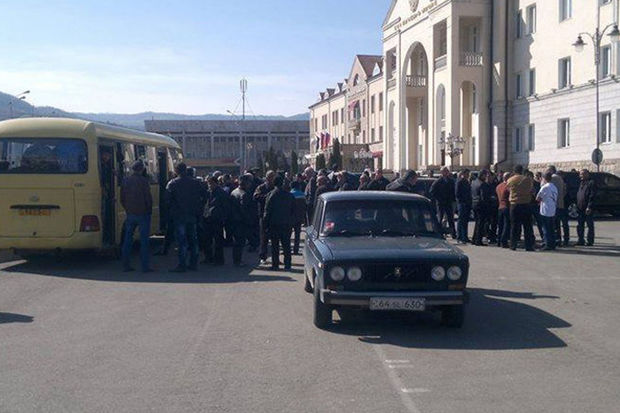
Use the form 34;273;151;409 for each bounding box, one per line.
563;172;620;218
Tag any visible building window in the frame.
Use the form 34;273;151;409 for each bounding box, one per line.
362;99;366;117
340;108;344;124
379;126;384;141
600;112;612;143
371;95;375;114
559;57;571;89
516;73;523;98
526;5;537;34
528;124;535;151
379;93;384;111
559;0;572;22
515;127;522;152
362;130;366;143
516;10;523;38
528;69;536;96
601;45;611;78
558;118;570;148
371;128;375;142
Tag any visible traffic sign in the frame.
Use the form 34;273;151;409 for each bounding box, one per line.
592;149;603;165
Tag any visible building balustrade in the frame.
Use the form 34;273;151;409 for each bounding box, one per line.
460;51;483;66
434;55;447;71
406;75;427;88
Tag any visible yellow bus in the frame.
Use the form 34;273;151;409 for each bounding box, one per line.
0;118;182;254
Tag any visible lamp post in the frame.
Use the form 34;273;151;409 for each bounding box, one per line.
572;6;619;172
438;133;466;166
8;90;30;119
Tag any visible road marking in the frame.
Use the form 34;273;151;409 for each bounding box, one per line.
402;388;431;394
385;360;410;364
374;345;421;413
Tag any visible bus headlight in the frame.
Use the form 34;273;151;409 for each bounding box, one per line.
447;266;462;281
347;267;363;282
431;266;446;281
329;266;345;282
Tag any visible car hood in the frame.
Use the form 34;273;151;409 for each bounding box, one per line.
319;236;465;262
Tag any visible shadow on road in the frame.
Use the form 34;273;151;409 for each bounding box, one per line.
328;288;569;351
0;313;34;325
1;253;295;284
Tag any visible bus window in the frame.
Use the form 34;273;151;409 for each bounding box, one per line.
146;146;159;184
0;138;88;174
120;143;135;182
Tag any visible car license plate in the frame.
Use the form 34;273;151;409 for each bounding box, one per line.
19;209;51;217
369;298;426;312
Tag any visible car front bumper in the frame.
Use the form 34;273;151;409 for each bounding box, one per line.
321;289;468;307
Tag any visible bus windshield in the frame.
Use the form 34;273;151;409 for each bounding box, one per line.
0;138;88;174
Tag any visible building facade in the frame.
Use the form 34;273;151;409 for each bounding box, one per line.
311;0;620;175
145;120;309;175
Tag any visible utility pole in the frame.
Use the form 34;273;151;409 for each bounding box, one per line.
240;78;248;174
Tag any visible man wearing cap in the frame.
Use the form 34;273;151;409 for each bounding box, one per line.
120;160;153;272
430;166;457;239
386;170;418;193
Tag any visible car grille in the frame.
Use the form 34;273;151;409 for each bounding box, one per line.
370;264;429;283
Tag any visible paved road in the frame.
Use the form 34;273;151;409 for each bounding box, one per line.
1;220;620;413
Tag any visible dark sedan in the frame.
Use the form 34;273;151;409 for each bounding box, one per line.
304;191;469;329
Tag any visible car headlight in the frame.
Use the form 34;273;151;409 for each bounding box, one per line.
329;266;345;282
347;266;363;282
431;266;446;281
447;266;462;281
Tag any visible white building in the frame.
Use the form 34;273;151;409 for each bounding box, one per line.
312;0;620;175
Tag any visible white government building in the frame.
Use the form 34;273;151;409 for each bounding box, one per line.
309;0;620;175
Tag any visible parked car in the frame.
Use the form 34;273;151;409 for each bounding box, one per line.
562;172;620;218
304;191;470;329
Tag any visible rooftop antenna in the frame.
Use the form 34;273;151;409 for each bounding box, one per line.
240;78;248;121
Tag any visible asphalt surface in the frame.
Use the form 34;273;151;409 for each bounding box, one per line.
1;219;620;413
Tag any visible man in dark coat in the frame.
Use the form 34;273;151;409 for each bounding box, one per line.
230;174;255;266
335;171;354;191
386;170;418;193
290;181;307;255
367;169;390;190
430;167;457;239
314;175;333;208
455;169;472;243
264;176;295;271
254;170;276;264
576;169;596;246
471;169;492;246
304;167;317;225
120;160;153;272
166;163;206;272
203;176;229;266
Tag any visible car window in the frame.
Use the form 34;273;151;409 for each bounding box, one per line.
601;174;620;189
321;200;439;236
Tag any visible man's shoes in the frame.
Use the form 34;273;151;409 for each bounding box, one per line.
284;266;292;271
270;266;280;271
563;241;570;247
169;267;187;273
586;242;594;247
526;248;536;252
123;267;135;272
576;241;585;246
542;247;555;251
260;259;268;266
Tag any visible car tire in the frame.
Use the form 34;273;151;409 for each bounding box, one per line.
304;272;313;293
440;305;465;328
313;280;332;329
567;202;579;220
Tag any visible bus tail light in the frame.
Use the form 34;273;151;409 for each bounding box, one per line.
80;216;100;232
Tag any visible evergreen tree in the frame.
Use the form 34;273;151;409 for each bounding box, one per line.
291;150;299;175
315;153;326;170
329;138;343;171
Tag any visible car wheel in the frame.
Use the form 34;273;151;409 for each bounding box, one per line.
313;279;332;329
567;203;579;220
304;272;313;293
440;305;465;328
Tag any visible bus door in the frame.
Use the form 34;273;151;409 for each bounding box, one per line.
98;144;116;246
157;149;169;231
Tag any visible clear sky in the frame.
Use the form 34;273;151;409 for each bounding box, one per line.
0;0;390;116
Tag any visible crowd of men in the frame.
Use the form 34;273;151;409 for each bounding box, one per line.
119;159;598;273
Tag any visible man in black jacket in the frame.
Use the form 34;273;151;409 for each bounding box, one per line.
230;174;255;266
430;167;457;239
336;171;354;191
455;169;472;243
264;176;295;271
254;170;276;264
471;169;492;246
576;169;596;246
386;170;418;193
203;176;229;266
304;167;317;225
166;163;207;272
367;169;390;191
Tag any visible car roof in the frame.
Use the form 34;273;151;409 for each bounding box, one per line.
319;191;430;203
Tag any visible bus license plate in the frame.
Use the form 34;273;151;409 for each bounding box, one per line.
370;298;426;312
19;209;51;217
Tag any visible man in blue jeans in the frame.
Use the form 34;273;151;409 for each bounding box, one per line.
166;163;207;272
120;160;153;272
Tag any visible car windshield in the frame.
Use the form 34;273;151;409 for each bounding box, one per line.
321;200;440;237
0;138;88;174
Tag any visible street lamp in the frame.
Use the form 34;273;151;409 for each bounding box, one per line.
439;133;466;165
7;90;30;119
572;6;620;172
227;110;246;175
